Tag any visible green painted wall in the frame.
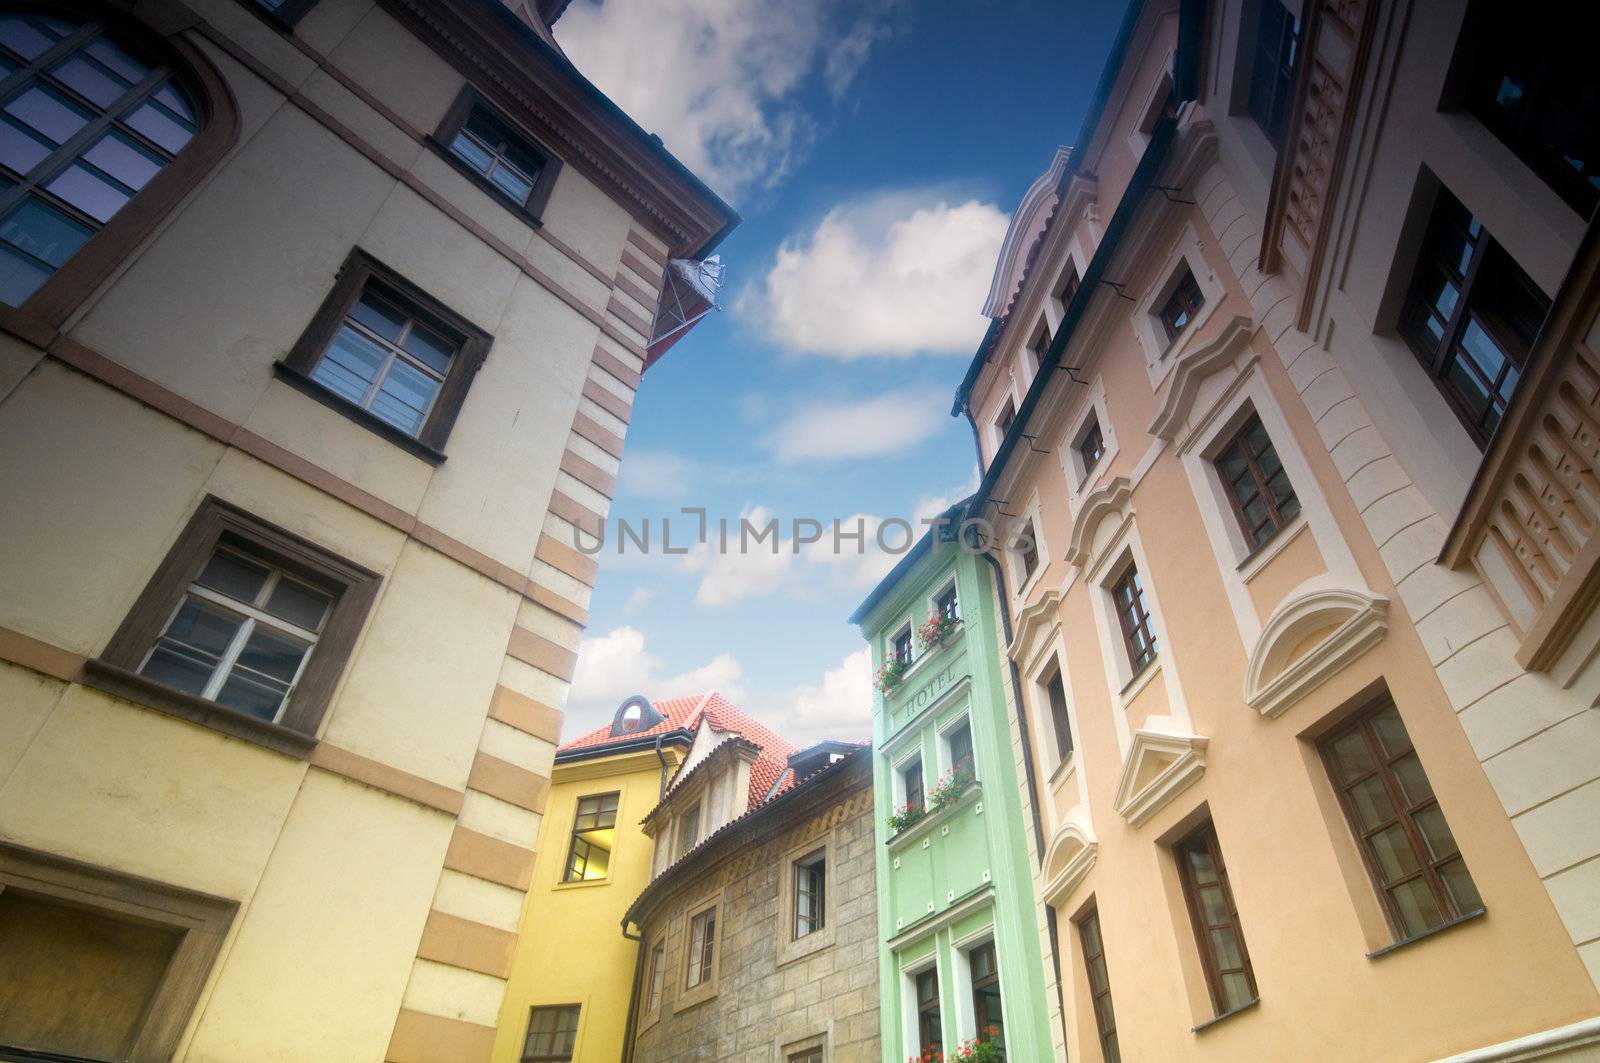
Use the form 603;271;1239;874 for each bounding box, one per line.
859;540;1052;1062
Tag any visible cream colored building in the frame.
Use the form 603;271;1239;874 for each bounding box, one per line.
0;0;734;1058
956;0;1600;1059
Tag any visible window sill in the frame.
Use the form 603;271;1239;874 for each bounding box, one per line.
273;361;447;465
1192;997;1260;1034
1236;514;1307;579
672;981;719;1014
1048;750;1077;789
1366;907;1486;960
552;877;611;891
887;782;982;853
776;925;835;968
81;659;317;759
1118;655;1160;699
422;135;548;230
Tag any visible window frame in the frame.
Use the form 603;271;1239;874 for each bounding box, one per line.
429;85;562;227
562;791;620;883
1213;412;1301;551
1077;415;1106;476
276;247;492;462
931;577;960;625
85;496;380;758
792;847;826;939
519;1003;580;1063
890;623;915;669
237;0;321;30
967;939;1004;1046
674;888;726;1012
1076;905;1120;1063
1109;563;1158;675
899;755;925;811
0;2;238;340
1042;658;1074;766
1174;821;1258;1017
1157;266;1206;344
914;964;942;1054
675;800;703;858
641;935;666;1022
1242;0;1300;145
1319;697;1483;943
941;715;975;781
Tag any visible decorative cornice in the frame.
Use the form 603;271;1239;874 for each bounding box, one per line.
1245;588;1389;719
1065;477;1134;572
1040;823;1098;906
983;146;1072;319
1112;728;1208;828
1007;589;1063;670
1147;314;1257;443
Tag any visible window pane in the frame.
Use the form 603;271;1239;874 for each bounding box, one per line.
350;291;407;342
263;577;332;632
50;53;128;107
0;196;91;267
83;35;149;85
1368;824;1422;883
214;668;291;721
1412;804;1459;862
1438;858;1482;913
142;598;242;692
1325;730;1374;782
1389;876;1445;937
313;326;388;405
1389;753;1434;807
400;322;454;374
197;550;271;602
0;16;63;61
449;129;493;175
44;161;129;222
1368;705;1411;758
0;115;52;175
82;130;162;190
1348;775;1395;831
124;99;192;153
233;626;308;685
489;161;534;204
369;359;438;436
0;241;49;305
1220;971;1254;1011
5;84;89;145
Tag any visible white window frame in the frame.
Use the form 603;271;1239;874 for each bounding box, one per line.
893;748;925;809
900;952;943;1056
989;383;1021;454
1059;376;1120;517
950;926;1001;1045
1046;242;1092;335
1125;53;1176;158
938;713;977;783
1131;223;1227;386
928;575;960;625
1007;491;1050;600
889;620;916;668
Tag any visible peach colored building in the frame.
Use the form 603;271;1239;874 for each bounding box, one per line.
0;0;733;1058
956;0;1600;1059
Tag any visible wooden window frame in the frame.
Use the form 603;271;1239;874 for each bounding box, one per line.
777;832;836;966
1076;906;1120;1063
901;757;925;811
968;940;1004;1046
562;791;619;883
1157;267;1205;344
1043;660;1074;764
1018;517;1040;582
994;395;1017;441
891;624;914;668
1077;416;1106;475
0;0;239;345
275;248;492;463
1055;262;1082;312
1175;821;1258;1017
1110;564;1157;674
84;495;380;758
428;85;562;227
675;889;725;1012
0;840;236;1062
1244;0;1300;145
685;906;715;988
1214;413;1300;551
915;965;942;1054
1319;697;1483;943
520;1003;580;1063
792;848;826;939
944;717;974;779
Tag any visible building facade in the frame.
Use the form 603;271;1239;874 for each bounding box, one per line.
852;533;1053;1062
0;0;734;1057
492;696;690;1063
953;0;1600;1060
623;746;879;1063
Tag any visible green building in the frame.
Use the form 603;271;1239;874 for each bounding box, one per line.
851;518;1053;1062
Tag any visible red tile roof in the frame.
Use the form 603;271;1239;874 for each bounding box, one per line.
560;691;797;810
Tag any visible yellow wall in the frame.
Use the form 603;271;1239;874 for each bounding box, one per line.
492;747;677;1063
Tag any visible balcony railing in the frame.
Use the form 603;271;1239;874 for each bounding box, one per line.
1442;217;1600;671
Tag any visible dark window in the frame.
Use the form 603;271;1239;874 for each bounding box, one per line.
1457;1;1600;217
1110;565;1157;674
947;719;974;778
1043;662;1073;763
1321;698;1483;940
1027;321;1051;370
1245;0;1300;144
892;625;914;668
0;9;197;308
788;1049;823;1063
1399;187;1549;447
87;497;379;757
1176;822;1257;1016
278;249;492;461
1018;518;1040;581
916;967;942;1053
644;941;665;1012
686;906;716;988
1215;414;1300;550
563;792;618;882
677;803;701;858
902;758;924;811
1056;263;1082;309
794;849;825;938
432;87;561;224
1078;416;1106;474
935;582;959;622
1157;267;1205;343
244;0;320;29
521;1004;579;1063
970;941;1004;1046
995;397;1017;438
1077;907;1120;1063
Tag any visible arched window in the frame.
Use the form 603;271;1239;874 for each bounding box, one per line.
0;3;234;329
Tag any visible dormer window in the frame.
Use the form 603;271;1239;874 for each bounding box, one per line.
677;802;702;858
609;695;664;737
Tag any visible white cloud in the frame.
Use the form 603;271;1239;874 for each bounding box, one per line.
557;0;898;198
622;586;658;614
618;450;700;500
764;647;872;745
747;193;1008;358
566;626;747;735
765;388;946;463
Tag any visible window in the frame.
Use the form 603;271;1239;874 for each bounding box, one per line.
1110;565;1157;673
686;906;716;988
0;9;198;308
969;941;1004;1047
1017;518;1040;582
1043;661;1073;764
1077;907;1120;1063
946;719;974;779
279;249;492;460
1320;698;1482;940
793;849;826;938
562;792;618;882
1078;416;1106;475
1176;822;1257;1016
1215;414;1300;550
788;1049;823;1063
244;0;320;29
644;940;665;1013
1026;321;1051;371
995;396;1017;439
1456;1;1599;217
934;582;959;623
1399;187;1549;447
1055;262;1082;311
88;497;379;756
433;87;561;223
1157;267;1205;343
520;1005;579;1063
892;625;914;668
916;967;942;1054
676;802;701;858
901;757;925;811
1245;0;1300;144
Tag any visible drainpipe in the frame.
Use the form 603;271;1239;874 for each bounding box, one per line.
653;733;670;800
618;923;643;1063
968;407;1069;1048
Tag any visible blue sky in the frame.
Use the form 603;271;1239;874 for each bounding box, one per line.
554;0;1128;742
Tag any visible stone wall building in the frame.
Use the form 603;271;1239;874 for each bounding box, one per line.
624;747;879;1063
